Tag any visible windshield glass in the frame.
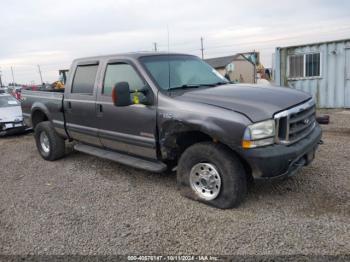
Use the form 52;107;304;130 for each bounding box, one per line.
0;96;19;108
140;55;228;90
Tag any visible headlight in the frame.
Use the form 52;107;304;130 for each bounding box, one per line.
242;119;275;149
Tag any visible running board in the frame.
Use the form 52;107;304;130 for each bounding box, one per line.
74;144;167;173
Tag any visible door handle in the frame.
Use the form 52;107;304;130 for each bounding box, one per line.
96;104;103;117
65;101;72;112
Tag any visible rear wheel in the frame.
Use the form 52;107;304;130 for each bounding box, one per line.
177;142;247;209
34;121;65;161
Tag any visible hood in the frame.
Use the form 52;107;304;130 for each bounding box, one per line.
175;84;311;122
0;106;23;122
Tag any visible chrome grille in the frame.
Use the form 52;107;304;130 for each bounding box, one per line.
274;99;316;145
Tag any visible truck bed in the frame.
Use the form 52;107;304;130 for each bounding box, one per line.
21;90;65;136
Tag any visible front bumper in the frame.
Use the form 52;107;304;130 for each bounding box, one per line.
239;124;322;179
0;121;26;136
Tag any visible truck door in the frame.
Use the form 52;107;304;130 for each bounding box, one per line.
64;62;102;146
96;60;157;160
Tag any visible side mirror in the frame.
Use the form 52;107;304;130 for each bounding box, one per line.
112;82;132;106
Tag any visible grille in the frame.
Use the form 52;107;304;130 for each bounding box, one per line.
274;99;316;145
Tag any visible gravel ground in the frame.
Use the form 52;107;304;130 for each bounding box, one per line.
0;110;349;256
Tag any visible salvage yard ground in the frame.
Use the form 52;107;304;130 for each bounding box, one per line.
0;110;349;255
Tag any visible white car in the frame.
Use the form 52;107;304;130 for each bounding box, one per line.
0;92;26;136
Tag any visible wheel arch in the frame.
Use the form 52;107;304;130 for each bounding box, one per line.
31;105;51;128
159;120;252;179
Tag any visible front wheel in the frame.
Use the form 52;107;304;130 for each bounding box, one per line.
34;121;65;161
177;142;247;209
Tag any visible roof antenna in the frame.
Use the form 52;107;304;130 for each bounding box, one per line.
167;25;171;90
167;25;170;52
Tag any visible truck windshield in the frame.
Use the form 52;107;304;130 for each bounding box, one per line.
140;55;228;91
0;96;19;108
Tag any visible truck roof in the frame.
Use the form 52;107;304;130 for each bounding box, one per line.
73;52;195;63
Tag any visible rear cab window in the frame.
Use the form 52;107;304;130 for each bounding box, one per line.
71;64;99;94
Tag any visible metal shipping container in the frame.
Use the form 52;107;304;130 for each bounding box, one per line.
275;39;350;108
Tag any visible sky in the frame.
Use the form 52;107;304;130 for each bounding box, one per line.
0;0;350;85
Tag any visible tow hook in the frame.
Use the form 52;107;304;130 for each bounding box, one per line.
318;139;324;145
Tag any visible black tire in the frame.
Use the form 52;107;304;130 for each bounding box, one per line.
34;121;65;161
177;142;247;209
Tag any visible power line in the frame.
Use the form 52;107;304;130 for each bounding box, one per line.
204;46;275;57
204;29;350;50
154;26;350;55
166;29;350;58
157;39;195;48
181;30;350;53
156;24;350;50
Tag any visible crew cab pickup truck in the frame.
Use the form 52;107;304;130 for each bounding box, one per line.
22;52;322;208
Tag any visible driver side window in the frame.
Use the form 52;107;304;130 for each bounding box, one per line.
103;63;145;95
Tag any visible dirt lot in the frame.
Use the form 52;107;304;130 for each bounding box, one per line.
0;110;349;256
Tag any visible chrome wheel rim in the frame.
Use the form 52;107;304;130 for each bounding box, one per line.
40;131;50;153
189;163;221;201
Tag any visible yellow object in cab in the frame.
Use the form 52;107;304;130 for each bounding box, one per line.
133;90;140;104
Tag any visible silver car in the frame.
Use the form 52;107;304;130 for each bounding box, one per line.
0;92;26;136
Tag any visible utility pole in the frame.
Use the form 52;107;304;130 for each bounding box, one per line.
153;42;158;52
0;67;3;87
37;64;44;84
200;37;204;59
11;66;15;86
253;50;257;84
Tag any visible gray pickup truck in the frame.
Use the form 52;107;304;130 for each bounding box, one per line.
22;52;322;208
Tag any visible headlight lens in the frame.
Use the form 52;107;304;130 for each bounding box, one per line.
242;119;275;148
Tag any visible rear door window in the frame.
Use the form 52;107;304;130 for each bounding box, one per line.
71;64;98;94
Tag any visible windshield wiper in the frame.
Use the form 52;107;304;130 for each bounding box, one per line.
202;81;228;87
168;84;201;91
168;82;228;91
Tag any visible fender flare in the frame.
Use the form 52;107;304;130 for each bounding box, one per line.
30;102;52;127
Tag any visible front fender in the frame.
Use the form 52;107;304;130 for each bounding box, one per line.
158;110;251;155
157;93;252;160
